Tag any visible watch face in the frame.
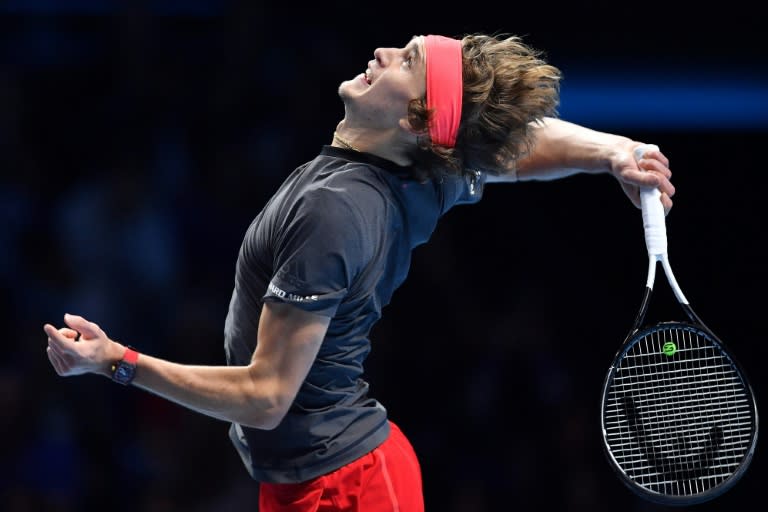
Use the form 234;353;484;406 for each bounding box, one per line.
113;362;136;385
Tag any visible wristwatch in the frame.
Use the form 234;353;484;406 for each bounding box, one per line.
111;347;139;385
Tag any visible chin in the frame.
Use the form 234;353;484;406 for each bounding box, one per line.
338;79;357;99
340;74;369;97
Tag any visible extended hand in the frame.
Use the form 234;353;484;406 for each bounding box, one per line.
613;145;675;214
44;314;123;378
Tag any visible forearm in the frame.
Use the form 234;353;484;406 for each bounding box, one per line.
118;350;284;429
515;117;634;181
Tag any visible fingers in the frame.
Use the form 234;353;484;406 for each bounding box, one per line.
44;313;108;378
45;324;73;358
46;344;81;377
44;322;83;359
622;159;675;204
636;147;669;169
635;152;674;197
45;321;92;377
617;145;673;214
637;160;671;187
623;169;675;198
661;192;674;216
60;327;79;340
44;323;69;346
62;313;102;339
653;173;675;198
47;346;66;375
43;313;96;346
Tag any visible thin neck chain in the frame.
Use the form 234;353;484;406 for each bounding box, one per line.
333;131;361;152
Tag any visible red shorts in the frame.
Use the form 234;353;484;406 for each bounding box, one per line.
259;421;424;512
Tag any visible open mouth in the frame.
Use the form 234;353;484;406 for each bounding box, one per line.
364;69;372;85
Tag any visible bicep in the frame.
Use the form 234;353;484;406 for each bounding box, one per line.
250;301;329;421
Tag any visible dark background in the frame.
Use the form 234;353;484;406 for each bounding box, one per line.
1;1;765;511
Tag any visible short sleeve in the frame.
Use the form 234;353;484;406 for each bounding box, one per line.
264;188;367;318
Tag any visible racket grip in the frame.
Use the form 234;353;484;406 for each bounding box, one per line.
634;144;667;257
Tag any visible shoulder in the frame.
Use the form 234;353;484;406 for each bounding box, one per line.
316;166;395;215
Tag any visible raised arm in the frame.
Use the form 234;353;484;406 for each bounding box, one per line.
44;302;328;430
489;117;675;212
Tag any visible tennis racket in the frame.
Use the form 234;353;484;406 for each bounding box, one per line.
599;144;759;506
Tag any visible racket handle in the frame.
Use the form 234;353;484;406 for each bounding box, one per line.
634;144;667;257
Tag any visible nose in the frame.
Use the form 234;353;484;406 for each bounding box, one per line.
373;47;396;67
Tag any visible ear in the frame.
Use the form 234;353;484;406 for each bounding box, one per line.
398;116;422;136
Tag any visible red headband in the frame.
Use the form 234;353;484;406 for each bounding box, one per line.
424;35;463;147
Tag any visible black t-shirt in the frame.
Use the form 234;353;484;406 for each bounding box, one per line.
224;146;486;483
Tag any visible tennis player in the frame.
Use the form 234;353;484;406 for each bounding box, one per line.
44;33;674;511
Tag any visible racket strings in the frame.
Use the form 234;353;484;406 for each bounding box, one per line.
603;325;755;498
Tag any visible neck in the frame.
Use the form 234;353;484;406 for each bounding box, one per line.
331;123;415;166
332;131;361;152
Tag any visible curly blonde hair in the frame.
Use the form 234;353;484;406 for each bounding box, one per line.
406;33;562;180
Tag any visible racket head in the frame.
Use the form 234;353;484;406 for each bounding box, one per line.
600;321;758;506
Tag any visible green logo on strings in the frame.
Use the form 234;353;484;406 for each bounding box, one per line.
662;341;677;356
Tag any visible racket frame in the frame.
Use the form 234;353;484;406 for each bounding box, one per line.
599;145;759;505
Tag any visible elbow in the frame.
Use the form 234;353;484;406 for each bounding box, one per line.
239;380;294;431
255;400;289;431
237;398;288;431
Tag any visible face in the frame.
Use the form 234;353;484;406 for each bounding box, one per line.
338;35;427;131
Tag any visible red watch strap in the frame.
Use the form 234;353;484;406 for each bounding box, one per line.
123;347;140;365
